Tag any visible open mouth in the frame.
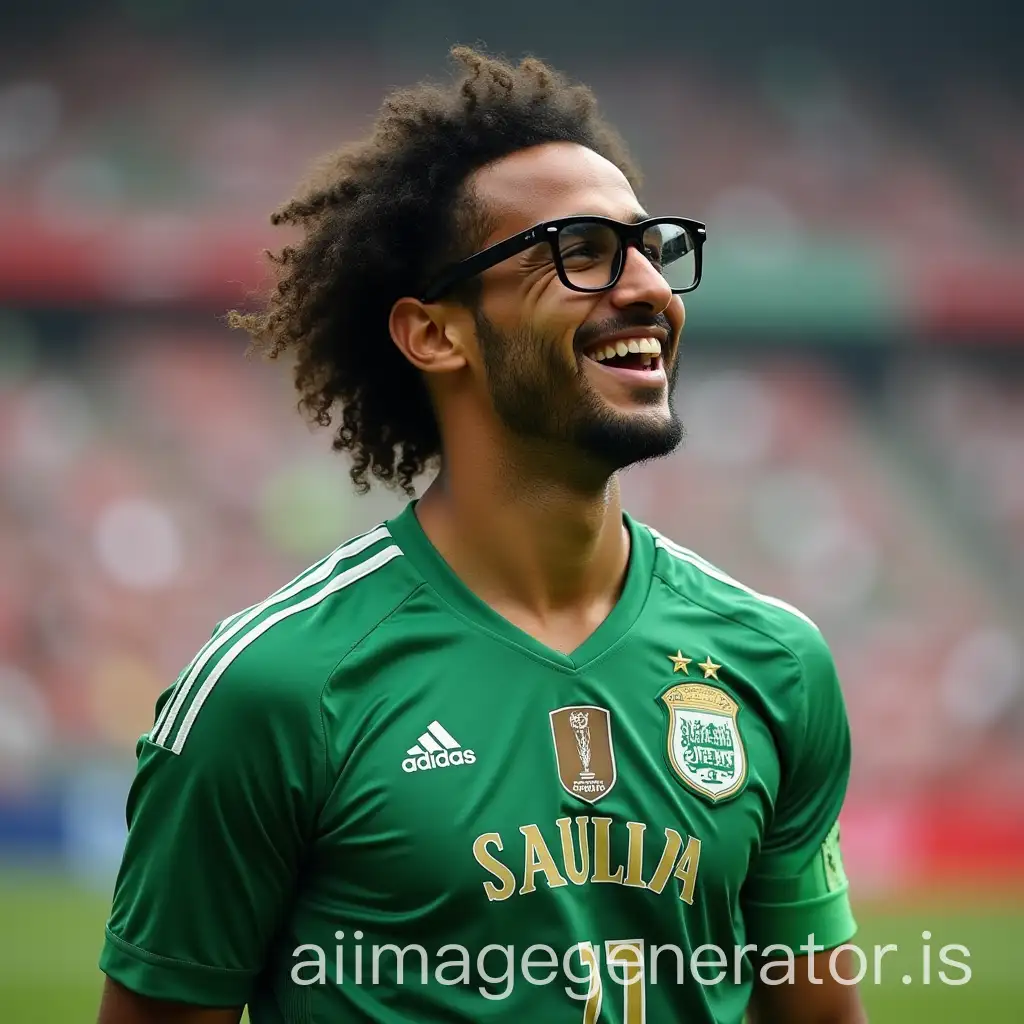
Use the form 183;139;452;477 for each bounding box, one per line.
582;336;663;373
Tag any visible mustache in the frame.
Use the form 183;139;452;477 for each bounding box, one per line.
573;312;675;351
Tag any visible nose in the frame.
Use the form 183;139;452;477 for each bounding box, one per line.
609;243;674;314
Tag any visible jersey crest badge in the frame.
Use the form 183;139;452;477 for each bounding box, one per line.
660;683;746;803
549;705;617;804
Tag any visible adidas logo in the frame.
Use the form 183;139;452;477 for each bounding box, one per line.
401;720;476;773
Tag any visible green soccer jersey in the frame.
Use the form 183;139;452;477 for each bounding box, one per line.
100;501;856;1023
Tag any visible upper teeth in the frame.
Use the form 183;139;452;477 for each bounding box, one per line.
588;337;662;362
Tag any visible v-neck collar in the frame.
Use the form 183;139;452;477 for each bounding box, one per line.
386;500;654;671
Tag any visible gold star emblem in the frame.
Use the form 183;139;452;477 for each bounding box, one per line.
697;656;721;680
668;650;691;674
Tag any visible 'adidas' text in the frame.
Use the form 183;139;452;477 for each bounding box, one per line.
402;720;476;773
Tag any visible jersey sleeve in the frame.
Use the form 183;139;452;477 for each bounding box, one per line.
99;638;328;1007
741;624;856;954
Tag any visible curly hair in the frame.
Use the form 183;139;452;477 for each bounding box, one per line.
229;46;639;495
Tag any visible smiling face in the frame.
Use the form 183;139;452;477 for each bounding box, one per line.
460;142;686;474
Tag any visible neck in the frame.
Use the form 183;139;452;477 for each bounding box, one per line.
414;437;630;619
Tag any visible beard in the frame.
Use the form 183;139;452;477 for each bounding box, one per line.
474;310;684;475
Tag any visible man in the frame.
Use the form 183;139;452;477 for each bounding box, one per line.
96;48;865;1023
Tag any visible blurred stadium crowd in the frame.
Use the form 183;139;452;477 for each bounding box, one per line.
0;34;1022;889
0;34;1021;250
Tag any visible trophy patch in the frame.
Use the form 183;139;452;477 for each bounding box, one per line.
549;705;618;804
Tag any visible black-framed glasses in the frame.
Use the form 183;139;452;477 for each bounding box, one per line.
419;215;706;303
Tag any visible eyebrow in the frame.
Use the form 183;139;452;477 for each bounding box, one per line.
562;209;650;224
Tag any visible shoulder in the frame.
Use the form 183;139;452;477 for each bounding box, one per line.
641;520;846;755
149;522;417;755
641;519;829;671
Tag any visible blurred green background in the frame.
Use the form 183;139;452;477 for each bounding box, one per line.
0;870;1019;1021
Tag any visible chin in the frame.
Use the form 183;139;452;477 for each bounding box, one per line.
575;409;684;470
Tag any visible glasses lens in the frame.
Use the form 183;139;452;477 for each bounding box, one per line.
644;222;697;292
556;221;622;291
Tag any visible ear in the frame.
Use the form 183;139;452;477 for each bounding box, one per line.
389;297;470;375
